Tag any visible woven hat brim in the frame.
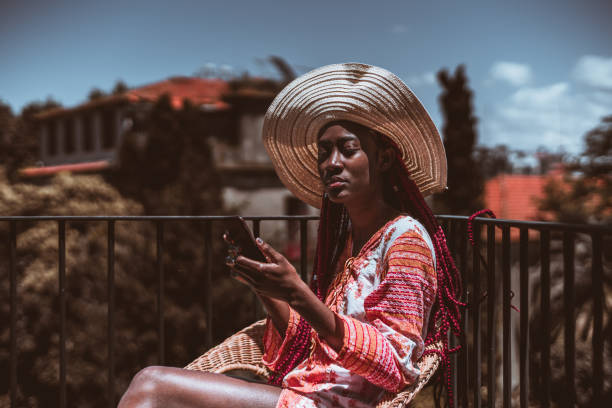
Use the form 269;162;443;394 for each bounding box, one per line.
263;63;447;209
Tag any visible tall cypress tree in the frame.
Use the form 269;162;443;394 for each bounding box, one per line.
435;65;483;215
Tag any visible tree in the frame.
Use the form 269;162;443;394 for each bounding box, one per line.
0;100;16;164
474;144;514;180
88;88;106;101
1;99;62;181
539;115;612;225
435;65;483;214
111;80;128;95
531;116;612;406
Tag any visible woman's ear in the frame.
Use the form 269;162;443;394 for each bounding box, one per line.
378;147;395;172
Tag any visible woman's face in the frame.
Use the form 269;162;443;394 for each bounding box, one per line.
317;122;383;206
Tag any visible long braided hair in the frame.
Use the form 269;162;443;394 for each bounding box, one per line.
268;131;464;405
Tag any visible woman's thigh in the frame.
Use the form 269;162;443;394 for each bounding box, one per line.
118;366;282;408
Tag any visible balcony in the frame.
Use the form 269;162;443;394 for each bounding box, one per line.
3;215;610;407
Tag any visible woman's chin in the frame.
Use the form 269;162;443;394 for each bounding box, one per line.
326;189;351;204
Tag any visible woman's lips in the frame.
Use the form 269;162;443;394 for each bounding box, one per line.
328;181;345;189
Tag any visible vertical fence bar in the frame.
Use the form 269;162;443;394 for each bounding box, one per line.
156;221;165;364
300;219;308;282
9;221;17;408
252;219;262;321
459;221;469;408
448;220;458;408
563;231;575;406
460;290;469;408
519;227;529;408
486;224;496;408
58;220;67;408
204;221;213;348
591;232;603;402
540;229;551;407
502;225;511;408
471;221;482;408
107;221;115;408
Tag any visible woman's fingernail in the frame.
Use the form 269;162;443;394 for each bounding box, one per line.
256;237;263;244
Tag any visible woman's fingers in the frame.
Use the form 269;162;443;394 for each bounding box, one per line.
255;238;285;264
230;266;257;287
234;255;269;276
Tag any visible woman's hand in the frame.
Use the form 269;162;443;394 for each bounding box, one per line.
225;238;307;304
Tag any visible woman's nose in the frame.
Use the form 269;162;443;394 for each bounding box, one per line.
325;149;342;170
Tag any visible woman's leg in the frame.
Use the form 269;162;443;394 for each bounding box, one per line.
118;366;282;408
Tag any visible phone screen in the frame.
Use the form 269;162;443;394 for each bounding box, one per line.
223;217;267;263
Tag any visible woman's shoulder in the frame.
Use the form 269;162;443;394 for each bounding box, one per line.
381;215;435;258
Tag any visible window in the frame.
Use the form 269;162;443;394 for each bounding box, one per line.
63;117;75;154
46;121;57;156
82;113;94;152
101;108;116;149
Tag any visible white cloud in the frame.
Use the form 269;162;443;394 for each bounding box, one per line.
480;81;612;154
489;61;533;87
406;72;436;87
572;55;612;90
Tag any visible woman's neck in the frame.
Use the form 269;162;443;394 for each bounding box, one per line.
346;198;399;256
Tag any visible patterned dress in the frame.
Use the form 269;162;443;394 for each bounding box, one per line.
262;215;437;407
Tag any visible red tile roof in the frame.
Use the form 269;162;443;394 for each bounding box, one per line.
483;170;564;240
485;174;547;221
35;77;231;119
124;77;230;110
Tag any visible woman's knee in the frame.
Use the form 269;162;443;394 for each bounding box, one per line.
119;366;167;407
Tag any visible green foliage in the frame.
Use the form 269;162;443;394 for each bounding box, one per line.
0;99;62;181
474;144;514;180
87;88;106;101
435;65;483;214
112;95;223;214
111;81;128;95
539;115;612;225
0;169;255;407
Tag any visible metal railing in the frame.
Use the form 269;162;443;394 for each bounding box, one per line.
3;215;610;407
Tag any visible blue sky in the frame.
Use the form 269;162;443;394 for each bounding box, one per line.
2;0;611;155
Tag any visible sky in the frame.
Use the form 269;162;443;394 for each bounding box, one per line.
1;0;611;156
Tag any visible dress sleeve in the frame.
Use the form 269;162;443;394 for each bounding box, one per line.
262;306;302;369
320;229;437;392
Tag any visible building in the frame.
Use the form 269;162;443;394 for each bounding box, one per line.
25;76;315;251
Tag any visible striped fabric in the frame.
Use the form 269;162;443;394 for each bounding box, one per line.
262;215;437;408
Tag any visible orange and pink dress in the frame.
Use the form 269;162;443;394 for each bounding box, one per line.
263;215;437;407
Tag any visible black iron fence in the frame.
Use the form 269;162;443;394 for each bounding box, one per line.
3;215;611;407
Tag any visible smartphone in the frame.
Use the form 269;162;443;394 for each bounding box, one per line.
223;216;267;263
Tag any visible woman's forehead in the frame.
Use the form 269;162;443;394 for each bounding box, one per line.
317;121;377;143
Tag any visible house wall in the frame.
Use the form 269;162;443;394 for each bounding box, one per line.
222;186;319;257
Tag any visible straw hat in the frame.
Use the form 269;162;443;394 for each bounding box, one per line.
262;63;447;208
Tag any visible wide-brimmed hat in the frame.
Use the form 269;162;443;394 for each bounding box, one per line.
262;63;447;208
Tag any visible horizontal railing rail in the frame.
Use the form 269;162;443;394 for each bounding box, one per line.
3;215;611;407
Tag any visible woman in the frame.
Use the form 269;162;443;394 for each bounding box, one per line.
118;63;462;408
